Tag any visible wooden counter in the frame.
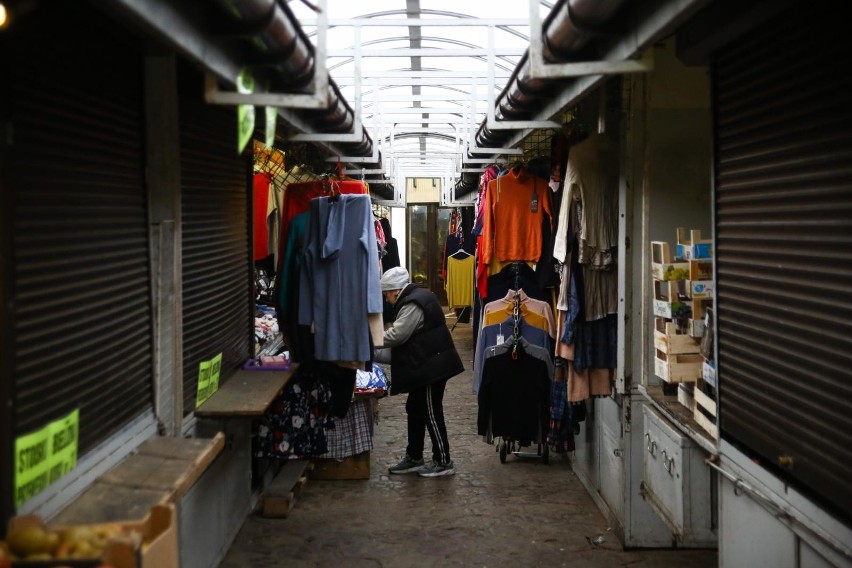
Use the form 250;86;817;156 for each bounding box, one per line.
194;363;299;418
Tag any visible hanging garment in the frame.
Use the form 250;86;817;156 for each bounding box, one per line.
477;167;553;297
446;253;475;309
379;217;400;269
482;289;555;338
255;369;334;460
253;172;274;261
473;315;552;394
563;132;619;269
478;338;553;445
270;166;322;267
547;372;575;453
298;194;383;363
318;398;374;460
275;178;366;316
484;262;549;305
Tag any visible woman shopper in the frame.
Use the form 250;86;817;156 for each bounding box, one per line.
377;267;464;477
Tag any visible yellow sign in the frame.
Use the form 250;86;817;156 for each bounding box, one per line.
15;409;79;507
196;352;224;407
209;352;223;394
196;360;213;407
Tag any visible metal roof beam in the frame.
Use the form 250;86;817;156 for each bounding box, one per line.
302;18;530;27
328;48;525;57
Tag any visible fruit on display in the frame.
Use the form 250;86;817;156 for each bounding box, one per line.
1;520;128;563
664;264;689;281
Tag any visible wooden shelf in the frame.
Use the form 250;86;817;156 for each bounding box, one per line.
52;433;226;525
194;363;299;418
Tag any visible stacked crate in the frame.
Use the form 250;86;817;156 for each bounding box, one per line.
651;229;713;420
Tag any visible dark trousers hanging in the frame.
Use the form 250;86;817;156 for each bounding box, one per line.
405;379;451;465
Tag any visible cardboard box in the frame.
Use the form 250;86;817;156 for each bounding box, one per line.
676;228;712;260
6;504;176;568
311;451;371;480
688;280;714;299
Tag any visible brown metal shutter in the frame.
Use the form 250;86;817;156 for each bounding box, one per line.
179;65;252;416
2;6;153;452
713;1;852;522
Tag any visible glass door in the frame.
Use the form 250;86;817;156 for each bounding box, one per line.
407;204;451;305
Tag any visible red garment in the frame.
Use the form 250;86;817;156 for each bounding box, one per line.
253;173;272;261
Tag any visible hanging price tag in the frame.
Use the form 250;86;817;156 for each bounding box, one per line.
496;333;505;345
531;190;538;213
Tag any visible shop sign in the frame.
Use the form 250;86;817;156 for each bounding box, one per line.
237;68;255;154
196;352;223;407
14;409;79;507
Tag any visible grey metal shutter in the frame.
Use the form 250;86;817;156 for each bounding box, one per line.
179;65;252;415
713;0;852;522
2;5;153;452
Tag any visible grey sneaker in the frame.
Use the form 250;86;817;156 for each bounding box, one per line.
388;455;425;474
418;461;455;478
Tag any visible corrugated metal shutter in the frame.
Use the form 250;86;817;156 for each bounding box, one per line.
179;65;252;415
3;5;153;452
714;1;852;522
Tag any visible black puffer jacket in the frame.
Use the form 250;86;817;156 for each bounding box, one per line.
389;285;464;395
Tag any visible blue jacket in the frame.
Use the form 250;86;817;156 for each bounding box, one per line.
298;194;383;362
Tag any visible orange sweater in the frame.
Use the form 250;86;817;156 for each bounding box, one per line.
476;168;552;296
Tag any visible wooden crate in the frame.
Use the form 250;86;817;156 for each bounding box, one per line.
655;350;703;383
311;451;371;480
678;383;695;411
693;378;718;439
651;241;689;281
687;299;712;338
676;227;712;260
261;460;312;518
689;259;713;281
653;280;689;319
654;319;700;355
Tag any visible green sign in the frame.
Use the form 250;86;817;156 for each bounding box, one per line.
265;107;277;149
196;352;224;407
237;68;255;154
15;409;79;507
209;352;223;394
196;360;213;407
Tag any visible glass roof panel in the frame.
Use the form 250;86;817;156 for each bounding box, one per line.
287;0;551;179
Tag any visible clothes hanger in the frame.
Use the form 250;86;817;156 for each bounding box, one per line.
449;248;472;259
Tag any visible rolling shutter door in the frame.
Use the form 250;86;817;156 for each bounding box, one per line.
179;66;252;416
3;5;153;453
714;0;852;522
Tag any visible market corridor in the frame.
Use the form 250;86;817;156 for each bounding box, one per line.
220;323;718;568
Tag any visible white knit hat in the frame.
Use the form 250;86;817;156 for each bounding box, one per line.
380;267;410;291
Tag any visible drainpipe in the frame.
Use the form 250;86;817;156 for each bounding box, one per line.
212;0;375;158
472;0;627;153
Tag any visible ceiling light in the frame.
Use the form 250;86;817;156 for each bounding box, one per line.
0;3;8;29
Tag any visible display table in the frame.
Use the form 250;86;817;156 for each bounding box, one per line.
195;364;299;417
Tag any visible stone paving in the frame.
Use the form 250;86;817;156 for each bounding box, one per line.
220;323;718;568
